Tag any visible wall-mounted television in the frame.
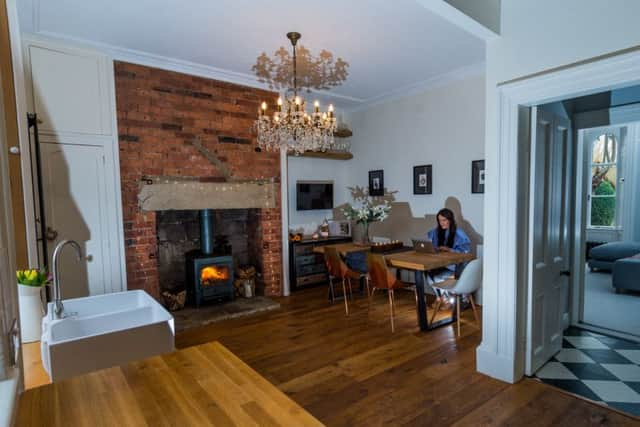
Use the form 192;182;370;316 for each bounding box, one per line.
296;181;333;211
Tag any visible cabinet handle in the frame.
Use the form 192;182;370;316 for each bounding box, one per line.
9;146;20;155
45;226;58;241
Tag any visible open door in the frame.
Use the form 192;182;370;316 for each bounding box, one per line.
0;64;22;424
526;107;572;375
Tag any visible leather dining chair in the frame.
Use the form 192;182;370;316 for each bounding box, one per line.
430;258;482;337
366;252;408;332
324;246;367;315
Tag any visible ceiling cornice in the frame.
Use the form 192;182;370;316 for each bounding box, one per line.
345;61;486;113
30;30;366;106
25;31;482;113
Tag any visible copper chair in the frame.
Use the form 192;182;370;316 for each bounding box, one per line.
324;246;368;315
366;252;408;332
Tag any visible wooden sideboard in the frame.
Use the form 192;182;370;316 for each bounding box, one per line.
289;236;352;291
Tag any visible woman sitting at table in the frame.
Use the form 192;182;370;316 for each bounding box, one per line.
426;208;471;285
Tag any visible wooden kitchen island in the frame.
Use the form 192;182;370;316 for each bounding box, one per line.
17;341;323;427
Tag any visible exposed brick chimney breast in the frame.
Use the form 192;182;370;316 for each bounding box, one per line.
114;61;282;298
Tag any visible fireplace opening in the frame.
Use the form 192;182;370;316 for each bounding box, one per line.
157;208;260;308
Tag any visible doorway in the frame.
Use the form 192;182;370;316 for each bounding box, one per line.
527;90;640;417
477;46;640;390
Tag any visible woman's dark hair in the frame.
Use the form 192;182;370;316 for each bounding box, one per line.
436;208;457;248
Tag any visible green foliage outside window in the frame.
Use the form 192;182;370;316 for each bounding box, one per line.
591;180;615;226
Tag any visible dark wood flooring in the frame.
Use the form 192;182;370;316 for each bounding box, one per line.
176;286;639;426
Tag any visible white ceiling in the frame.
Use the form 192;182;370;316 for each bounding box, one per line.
17;0;485;110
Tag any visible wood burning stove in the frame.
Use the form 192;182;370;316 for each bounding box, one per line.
186;209;234;306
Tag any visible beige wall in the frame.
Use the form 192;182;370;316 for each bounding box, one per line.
346;73;486;238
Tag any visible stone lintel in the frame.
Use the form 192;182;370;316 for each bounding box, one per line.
138;181;277;211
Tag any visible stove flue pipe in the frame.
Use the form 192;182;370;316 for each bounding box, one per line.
199;209;214;255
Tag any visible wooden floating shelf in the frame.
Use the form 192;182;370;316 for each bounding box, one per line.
288;150;353;160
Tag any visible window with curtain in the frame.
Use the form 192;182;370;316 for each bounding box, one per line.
588;133;621;228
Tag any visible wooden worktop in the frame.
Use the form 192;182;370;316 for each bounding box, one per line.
17;341;323;427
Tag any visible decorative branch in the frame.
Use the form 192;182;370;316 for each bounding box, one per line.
189;137;234;181
252;44;349;92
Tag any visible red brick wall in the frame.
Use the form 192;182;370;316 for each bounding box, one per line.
114;61;282;298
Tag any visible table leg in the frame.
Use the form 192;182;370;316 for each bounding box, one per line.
414;270;429;331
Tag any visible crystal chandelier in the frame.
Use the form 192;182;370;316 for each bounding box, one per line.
254;32;342;155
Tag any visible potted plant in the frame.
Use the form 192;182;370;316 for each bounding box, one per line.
16;268;51;343
342;190;392;244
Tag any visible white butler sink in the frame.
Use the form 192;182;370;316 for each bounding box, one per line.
41;290;174;382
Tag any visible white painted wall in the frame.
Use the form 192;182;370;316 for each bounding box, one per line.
445;0;501;34
346;73;486;234
286;156;351;233
488;1;640;86
479;0;640;383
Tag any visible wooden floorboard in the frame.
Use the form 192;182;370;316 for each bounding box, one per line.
176;286;639;426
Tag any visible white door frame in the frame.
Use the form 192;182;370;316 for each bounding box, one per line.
476;49;640;383
5;0;37;264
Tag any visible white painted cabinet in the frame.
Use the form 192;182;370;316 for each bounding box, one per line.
23;36;125;296
26;43;112;136
40;142;115;297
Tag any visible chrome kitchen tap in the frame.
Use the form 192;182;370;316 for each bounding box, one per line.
51;240;83;319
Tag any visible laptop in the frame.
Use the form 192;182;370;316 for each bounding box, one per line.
411;238;438;254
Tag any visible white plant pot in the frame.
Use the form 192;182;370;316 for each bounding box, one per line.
18;284;45;343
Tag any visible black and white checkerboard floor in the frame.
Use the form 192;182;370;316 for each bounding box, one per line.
534;327;640;417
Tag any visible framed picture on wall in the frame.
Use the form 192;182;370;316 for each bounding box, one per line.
368;170;384;196
413;165;432;195
472;160;485;194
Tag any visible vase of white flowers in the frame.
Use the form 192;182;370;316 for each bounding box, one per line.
342;192;392;244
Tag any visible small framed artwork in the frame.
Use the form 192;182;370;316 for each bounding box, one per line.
413;165;432;195
368;170;384;196
471;160;485;194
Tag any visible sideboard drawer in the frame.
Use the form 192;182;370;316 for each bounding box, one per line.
296;273;327;287
296;263;326;276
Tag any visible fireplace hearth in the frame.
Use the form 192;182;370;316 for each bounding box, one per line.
186;209;235;306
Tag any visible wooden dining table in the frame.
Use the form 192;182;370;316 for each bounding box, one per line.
314;243;475;332
385;251;475;331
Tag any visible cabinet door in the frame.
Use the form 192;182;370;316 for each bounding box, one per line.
25;42;112;136
41;142;111;298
